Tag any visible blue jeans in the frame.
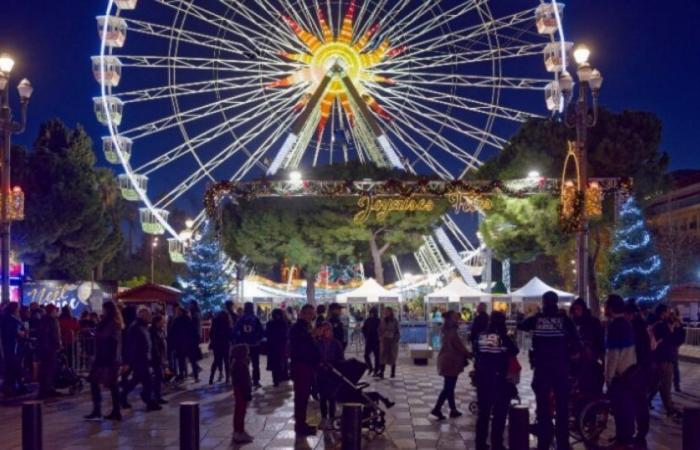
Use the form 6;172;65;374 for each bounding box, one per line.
610;376;635;444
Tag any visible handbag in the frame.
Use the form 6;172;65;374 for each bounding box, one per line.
506;356;522;385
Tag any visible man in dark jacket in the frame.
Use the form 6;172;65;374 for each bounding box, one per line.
649;304;682;418
36;304;62;399
625;299;651;448
290;304;321;436
122;307;160;411
225;300;238;327
1;303;27;396
328;303;347;351
233;302;264;388
169;307;200;382
149;314;168;404
362;307;380;375
518;291;579;450
570;298;605;396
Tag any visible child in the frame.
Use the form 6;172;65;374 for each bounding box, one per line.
316;322;344;430
231;344;253;444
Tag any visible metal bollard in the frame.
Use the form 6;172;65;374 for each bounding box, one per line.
22;401;43;450
341;403;363;450
180;401;200;450
683;407;700;450
508;404;529;450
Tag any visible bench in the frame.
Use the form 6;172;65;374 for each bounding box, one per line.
408;344;433;366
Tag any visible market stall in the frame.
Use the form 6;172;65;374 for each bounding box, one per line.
510;277;575;314
237;279;304;321
116;283;181;315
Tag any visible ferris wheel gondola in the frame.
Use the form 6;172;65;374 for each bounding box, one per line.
93;0;570;278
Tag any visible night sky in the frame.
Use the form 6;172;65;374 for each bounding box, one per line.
1;0;698;180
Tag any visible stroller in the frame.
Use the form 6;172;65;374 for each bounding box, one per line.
329;359;394;434
53;351;84;395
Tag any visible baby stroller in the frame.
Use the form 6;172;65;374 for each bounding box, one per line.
329;359;394;434
54;351;84;395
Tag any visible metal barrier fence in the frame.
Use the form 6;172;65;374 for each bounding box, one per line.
686;327;700;346
62;330;96;376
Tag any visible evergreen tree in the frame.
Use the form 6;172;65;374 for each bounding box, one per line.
179;232;231;313
610;197;669;304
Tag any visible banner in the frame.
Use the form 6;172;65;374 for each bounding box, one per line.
22;281;117;315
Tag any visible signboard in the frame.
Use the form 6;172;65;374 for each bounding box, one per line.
22;281;117;315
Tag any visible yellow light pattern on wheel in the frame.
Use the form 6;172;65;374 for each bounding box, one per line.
268;0;404;137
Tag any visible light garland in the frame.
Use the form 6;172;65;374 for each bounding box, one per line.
613;229;651;252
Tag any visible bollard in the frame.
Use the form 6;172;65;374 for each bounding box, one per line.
341;403;363;450
180;401;200;450
508;404;529;450
683;407;700;450
22;401;43;450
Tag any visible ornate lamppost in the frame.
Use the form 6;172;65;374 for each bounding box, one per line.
0;54;33;304
559;45;604;306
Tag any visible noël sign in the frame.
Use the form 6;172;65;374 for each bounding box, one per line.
22;281;116;314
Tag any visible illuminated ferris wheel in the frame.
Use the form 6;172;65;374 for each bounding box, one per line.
93;0;571;270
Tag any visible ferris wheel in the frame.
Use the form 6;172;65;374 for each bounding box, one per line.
93;0;571;269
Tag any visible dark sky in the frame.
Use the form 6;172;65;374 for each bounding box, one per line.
1;0;698;174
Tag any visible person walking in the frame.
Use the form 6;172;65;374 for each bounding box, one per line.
224;300;238;327
362;307;380;376
518;291;579;450
470;305;489;355
328;303;347;352
36;304;62;399
150;314;168;404
431;311;471;420
289;304;321;436
604;295;637;448
209;310;232;384
85;301;124;421
570;298;605;396
316;322;344;429
121;307;161;411
265;308;290;387
231;343;254;444
649;304;682;418
58;306;80;369
233;302;264;389
670;308;685;392
1;302;27;396
169;307;200;382
625;299;652;448
474;311;518;450
378;307;400;379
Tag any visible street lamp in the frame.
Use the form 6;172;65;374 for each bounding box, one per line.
561;44;603;308
150;237;159;283
0;53;32;304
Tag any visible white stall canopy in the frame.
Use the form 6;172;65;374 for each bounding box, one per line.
336;278;402;304
426;278;491;304
510;277;575;303
238;279;304;303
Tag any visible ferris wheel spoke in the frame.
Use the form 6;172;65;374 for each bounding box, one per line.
135;89;301;176
380;98;483;170
122;86;299;141
155;94;300;208
217;0;301;50
118;55;300;73
119;74;285;104
154;0;292;55
390;73;550;91
369;86;505;150
392;8;537;59
373;82;540;123
384;121;455;180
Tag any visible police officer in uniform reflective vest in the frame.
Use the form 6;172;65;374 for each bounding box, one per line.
475;311;518;450
518;291;580;450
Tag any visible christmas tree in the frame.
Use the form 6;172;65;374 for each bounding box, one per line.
179;231;232;313
610;197;669;304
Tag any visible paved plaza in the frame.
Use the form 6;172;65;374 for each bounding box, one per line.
0;349;698;450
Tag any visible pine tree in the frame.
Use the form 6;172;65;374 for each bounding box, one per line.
610;197;669;304
179;232;231;313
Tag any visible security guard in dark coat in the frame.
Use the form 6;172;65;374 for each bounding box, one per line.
518;291;580;450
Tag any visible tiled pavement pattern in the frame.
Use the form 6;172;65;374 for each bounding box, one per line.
0;349;698;449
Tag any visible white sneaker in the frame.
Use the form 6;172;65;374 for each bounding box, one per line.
233;432;253;443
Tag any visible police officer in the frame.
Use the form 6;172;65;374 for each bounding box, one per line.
233;302;264;389
475;311;518;450
518;291;579;450
327;303;347;352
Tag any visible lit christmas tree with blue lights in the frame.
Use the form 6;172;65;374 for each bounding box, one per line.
610;197;669;304
179;231;231;313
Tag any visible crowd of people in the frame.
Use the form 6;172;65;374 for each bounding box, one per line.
0;292;690;449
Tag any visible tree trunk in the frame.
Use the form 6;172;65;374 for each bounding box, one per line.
306;274;316;305
95;260;104;281
369;234;384;285
588;228;602;318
